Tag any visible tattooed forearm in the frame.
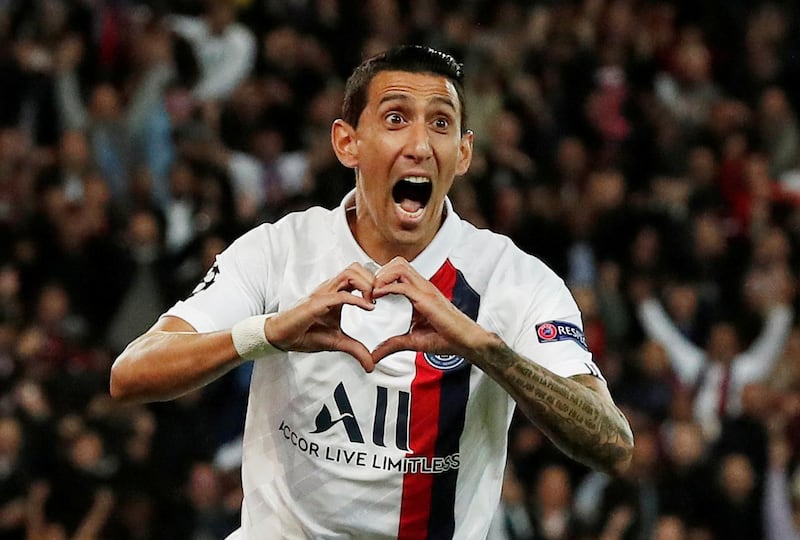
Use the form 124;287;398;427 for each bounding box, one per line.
473;338;633;475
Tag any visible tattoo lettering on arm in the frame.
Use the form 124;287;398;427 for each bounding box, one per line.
474;340;634;475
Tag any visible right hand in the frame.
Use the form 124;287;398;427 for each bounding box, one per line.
264;263;377;371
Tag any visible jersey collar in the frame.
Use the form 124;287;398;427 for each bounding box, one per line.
335;189;462;280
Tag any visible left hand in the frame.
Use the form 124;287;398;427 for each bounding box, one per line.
370;257;492;363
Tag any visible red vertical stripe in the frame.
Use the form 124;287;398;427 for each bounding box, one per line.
397;356;443;538
397;262;457;539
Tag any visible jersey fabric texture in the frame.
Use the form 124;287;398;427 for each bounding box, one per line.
166;191;602;540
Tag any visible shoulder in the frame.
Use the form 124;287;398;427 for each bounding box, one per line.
454;220;564;290
227;205;337;255
271;205;338;236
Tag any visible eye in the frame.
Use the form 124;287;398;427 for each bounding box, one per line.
386;113;405;125
433;117;450;131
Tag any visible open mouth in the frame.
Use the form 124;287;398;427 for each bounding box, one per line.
392;177;433;216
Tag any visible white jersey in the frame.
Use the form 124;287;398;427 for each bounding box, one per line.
166;191;601;539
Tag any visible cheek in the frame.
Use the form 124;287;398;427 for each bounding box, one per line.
358;142;394;174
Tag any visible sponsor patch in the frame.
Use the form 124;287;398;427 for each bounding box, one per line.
423;353;466;371
535;321;588;350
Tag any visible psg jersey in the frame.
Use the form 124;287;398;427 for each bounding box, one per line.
166;191;602;539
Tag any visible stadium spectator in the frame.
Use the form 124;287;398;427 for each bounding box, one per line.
0;0;796;536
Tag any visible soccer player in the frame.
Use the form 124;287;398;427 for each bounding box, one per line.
110;45;633;539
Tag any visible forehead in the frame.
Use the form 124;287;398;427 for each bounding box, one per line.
365;70;461;113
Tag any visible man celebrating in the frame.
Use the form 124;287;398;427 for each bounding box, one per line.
110;45;633;539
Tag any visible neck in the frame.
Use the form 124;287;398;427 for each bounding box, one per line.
347;208;426;264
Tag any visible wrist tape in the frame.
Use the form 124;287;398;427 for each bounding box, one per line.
231;314;280;360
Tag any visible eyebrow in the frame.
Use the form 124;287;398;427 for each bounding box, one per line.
378;93;458;113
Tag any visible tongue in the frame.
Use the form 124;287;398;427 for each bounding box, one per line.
399;198;423;213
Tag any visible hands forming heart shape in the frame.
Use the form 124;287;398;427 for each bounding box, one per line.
263;257;486;372
340;293;413;354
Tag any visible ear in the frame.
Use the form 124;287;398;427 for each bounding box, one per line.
331;119;358;168
455;129;474;176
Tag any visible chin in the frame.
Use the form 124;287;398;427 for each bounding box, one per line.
384;226;430;253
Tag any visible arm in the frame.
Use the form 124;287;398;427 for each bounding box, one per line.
168;15;255;100
110;263;378;403
125;63;174;136
371;258;634;475
473;340;633;475
736;305;793;381
53;36;88;131
193;29;256;101
110;229;275;404
637;298;706;385
109;316;245;403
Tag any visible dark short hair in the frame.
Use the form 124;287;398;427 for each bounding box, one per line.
342;45;467;131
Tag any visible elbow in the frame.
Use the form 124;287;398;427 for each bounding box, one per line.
610;438;635;477
108;361;129;403
605;428;635;477
109;354;141;404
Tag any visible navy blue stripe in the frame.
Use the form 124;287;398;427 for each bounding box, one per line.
427;268;480;539
452;269;480;320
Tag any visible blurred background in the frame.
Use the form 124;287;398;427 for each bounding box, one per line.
0;0;799;538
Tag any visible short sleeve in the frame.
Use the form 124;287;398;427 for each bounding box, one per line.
483;258;603;381
514;311;603;381
165;225;277;332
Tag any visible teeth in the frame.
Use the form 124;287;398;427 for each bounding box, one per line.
402;176;430;184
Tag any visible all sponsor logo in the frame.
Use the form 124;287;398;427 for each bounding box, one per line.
277;382;460;474
312;382;410;451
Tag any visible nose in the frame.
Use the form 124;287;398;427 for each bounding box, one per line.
404;122;433;162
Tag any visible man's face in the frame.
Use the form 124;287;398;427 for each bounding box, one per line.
334;70;473;263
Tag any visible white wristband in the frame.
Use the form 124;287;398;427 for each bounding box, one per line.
231;314;280;360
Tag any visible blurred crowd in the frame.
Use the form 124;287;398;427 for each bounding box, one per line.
0;0;799;538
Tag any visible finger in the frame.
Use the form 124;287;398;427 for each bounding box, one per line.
347;262;379;283
289;291;374;330
332;334;375;372
371;335;414;363
372;280;413;299
332;272;373;294
374;262;420;289
322;291;375;312
372;333;453;363
347;277;375;304
334;264;377;302
373;263;433;299
372;280;440;308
